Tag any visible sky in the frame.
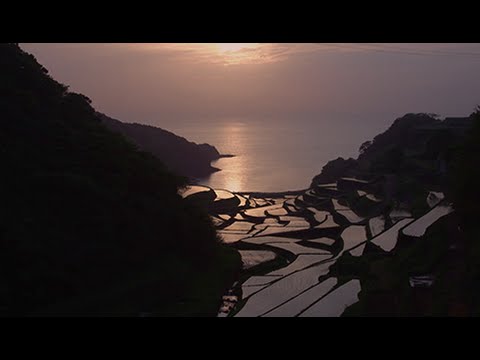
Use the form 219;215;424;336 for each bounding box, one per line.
20;43;480;130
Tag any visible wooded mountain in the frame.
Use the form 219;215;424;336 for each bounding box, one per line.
0;43;238;315
99;113;223;179
311;113;473;188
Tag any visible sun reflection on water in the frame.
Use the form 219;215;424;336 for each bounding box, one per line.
209;122;248;192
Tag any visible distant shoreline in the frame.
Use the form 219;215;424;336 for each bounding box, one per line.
185;181;308;197
237;189;307;197
208;154;235;174
199;153;309;194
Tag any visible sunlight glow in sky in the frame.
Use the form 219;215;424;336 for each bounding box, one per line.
141;43;283;65
215;43;259;53
17;42;480;191
20;43;480;124
213;43;263;65
137;43;480;66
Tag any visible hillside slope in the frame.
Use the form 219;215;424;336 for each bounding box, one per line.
0;43;239;315
312;113;472;190
99;113;223;179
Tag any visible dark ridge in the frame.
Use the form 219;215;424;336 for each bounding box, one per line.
98;113;230;179
311;113;474;190
0;43;240;315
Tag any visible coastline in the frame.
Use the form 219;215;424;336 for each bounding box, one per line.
206;153;235;174
237;189;308;197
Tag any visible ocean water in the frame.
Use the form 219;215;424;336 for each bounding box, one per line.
161;117;374;192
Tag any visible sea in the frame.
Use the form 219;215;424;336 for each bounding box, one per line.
160;116;383;193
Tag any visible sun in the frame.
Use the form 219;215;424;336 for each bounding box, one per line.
209;43;263;65
161;43;268;65
215;43;259;53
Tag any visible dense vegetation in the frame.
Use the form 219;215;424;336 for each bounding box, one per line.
0;43;240;315
99;113;223;179
312;113;471;208
449;109;480;314
449;109;480;228
336;213;456;316
325;111;479;316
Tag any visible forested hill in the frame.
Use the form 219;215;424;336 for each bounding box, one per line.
0;43;239;315
311;113;473;187
99;114;223;179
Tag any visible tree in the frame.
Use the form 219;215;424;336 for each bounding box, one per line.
359;140;372;155
449;108;480;228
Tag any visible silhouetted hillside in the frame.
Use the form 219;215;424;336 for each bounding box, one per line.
99;114;224;179
449;110;480;228
308;112;479;316
312;113;473;188
0;43;240;315
448;110;480;314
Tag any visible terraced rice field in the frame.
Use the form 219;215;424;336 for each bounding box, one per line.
214;189;236;200
390;209;412;224
365;193;382;202
337;209;365;224
199;177;456;317
426;191;444;208
315;215;340;229
235;265;331;317
307;237;336;246
267;254;332;276
402;204;453;238
264;278;338;317
239;250;277;269
180;185;211;198
371;218;414;251
218;232;250;243
341;226;367;254
307;208;330;223
299;280;361;317
222;221;256;232
369;216;386;237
